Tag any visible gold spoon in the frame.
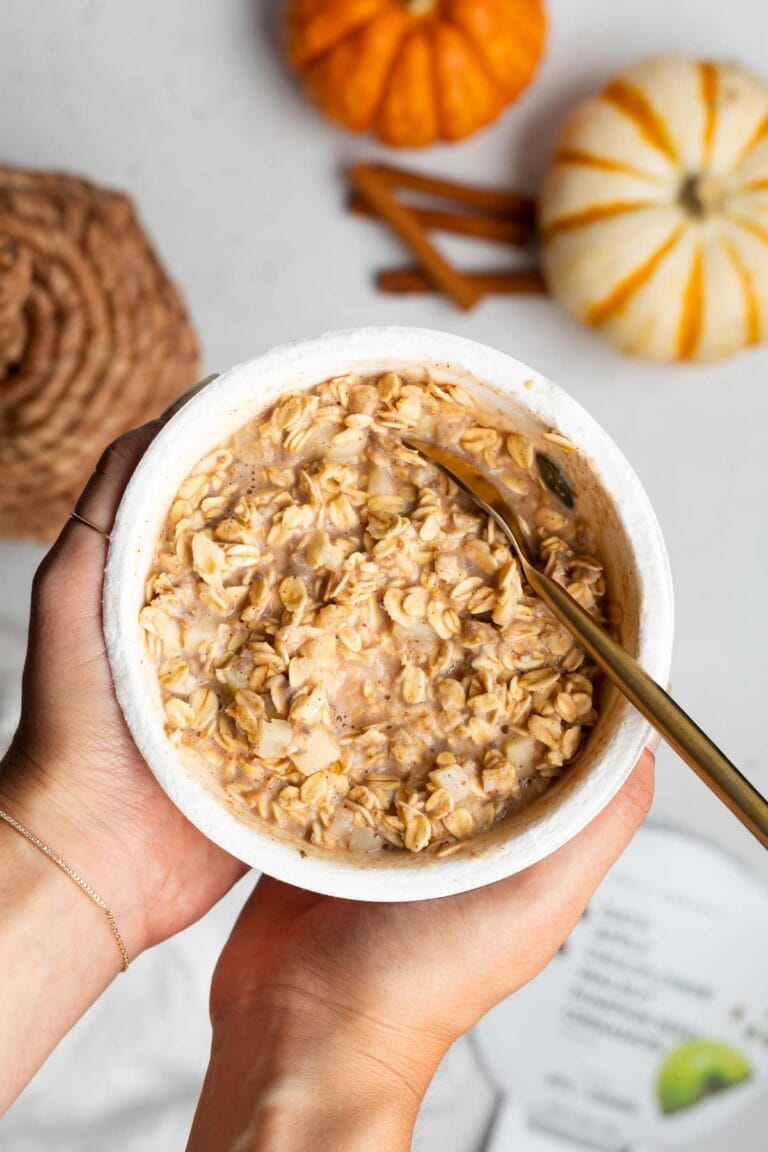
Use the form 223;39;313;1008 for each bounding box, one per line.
405;438;768;850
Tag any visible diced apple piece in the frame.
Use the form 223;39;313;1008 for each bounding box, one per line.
216;658;250;694
502;735;538;777
290;727;341;776
350;824;381;852
368;464;394;496
182;617;218;653
300;422;336;456
429;762;473;800
254;718;293;759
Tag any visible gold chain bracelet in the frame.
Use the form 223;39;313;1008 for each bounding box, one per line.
0;807;129;971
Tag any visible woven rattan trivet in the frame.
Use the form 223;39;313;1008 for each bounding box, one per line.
0;164;200;540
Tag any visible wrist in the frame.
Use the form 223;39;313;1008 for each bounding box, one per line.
189;993;446;1152
0;742;149;963
0;747;138;1111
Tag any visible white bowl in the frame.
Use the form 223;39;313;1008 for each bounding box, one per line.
104;328;674;901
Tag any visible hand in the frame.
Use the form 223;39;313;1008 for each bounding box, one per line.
1;420;244;961
188;752;654;1152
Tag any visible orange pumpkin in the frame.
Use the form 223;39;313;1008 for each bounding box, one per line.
285;0;547;147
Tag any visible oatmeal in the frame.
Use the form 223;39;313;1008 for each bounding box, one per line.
140;370;606;856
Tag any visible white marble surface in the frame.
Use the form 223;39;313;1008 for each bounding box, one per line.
2;1;768;1148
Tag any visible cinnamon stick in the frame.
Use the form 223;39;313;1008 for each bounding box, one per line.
369;162;536;225
349;191;533;245
377;267;547;296
348;164;483;310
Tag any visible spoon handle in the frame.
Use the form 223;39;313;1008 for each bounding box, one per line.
524;564;768;850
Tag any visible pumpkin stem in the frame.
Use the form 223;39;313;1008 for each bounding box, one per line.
679;174;724;217
402;0;438;13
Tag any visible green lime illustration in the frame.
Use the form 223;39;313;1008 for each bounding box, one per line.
656;1040;752;1115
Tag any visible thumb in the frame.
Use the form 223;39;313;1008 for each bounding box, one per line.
479;750;655;958
506;749;655;932
556;748;656;886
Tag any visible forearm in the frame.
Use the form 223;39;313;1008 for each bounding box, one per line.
187;998;442;1152
0;752;144;1112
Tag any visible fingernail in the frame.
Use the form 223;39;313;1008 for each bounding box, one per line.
162;373;220;419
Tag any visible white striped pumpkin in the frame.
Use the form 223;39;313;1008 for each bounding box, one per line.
539;56;768;361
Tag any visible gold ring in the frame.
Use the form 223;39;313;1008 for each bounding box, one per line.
69;511;111;541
